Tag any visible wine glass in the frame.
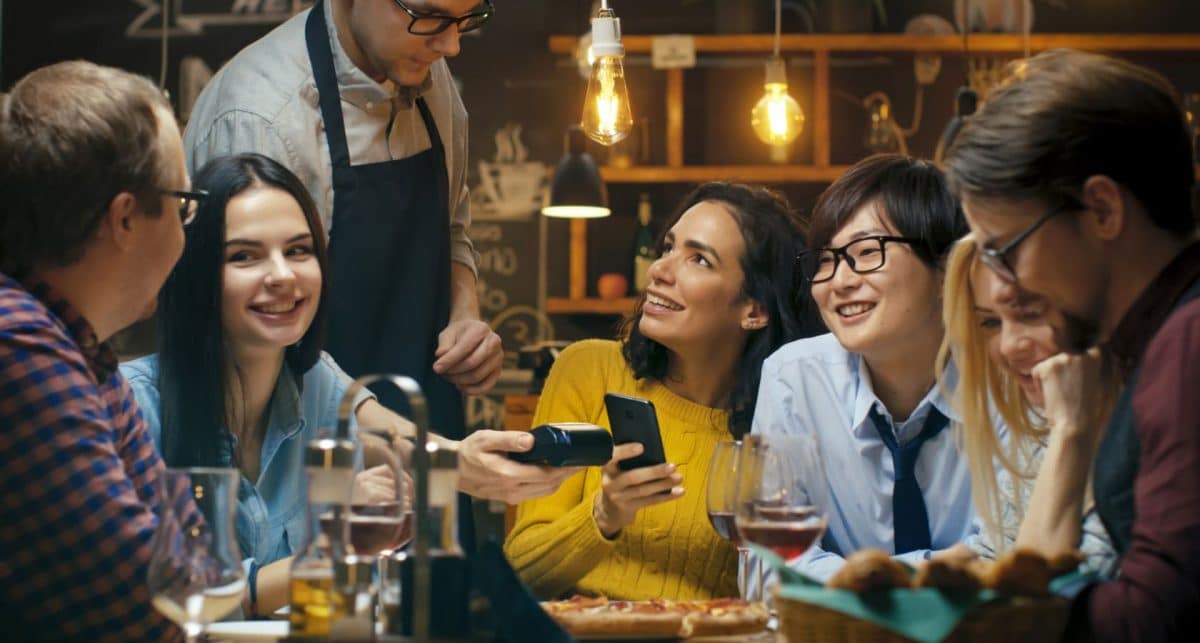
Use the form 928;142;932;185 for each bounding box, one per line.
707;440;762;598
326;428;413;557
734;434;828;593
148;467;246;643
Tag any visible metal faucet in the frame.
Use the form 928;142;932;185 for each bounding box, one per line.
335;374;433;642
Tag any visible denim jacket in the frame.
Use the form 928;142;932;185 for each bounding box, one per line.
121;352;371;567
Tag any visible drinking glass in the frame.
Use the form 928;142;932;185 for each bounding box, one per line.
706;440;762;598
148;467;246;643
734;434;827;595
327;428;413;557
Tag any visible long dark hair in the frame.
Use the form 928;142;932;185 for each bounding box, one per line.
620;182;820;438
157;153;329;467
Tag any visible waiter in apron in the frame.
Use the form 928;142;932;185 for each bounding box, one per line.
304;0;497;549
184;0;574;513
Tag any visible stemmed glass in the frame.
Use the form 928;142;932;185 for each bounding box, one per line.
706;440;762;598
148;467;246;643
734;434;828;594
335;428;413;557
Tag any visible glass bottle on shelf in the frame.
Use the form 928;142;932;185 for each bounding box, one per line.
288;435;356;637
387;443;471;639
633;193;655;293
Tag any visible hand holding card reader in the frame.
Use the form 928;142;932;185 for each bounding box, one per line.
507;423;613;467
604;393;668;470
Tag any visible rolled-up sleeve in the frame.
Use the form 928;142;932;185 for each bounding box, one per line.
445;74;477;276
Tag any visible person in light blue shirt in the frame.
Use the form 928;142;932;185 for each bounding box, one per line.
753;154;974;581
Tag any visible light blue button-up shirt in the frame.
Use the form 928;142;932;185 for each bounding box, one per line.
121;352;370;568
751;333;976;582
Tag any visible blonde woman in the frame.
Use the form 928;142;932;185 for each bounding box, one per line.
938;237;1117;576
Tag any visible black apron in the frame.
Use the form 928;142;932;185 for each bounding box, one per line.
305;2;473;545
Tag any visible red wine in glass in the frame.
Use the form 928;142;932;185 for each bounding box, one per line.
321;502;413;556
707;510;741;545
737;506;826;560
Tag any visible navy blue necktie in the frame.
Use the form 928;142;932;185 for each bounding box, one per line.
869;406;948;554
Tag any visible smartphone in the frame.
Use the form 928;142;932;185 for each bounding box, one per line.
604;393;667;471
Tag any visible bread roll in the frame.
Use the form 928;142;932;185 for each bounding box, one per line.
826;549;912;592
985;549;1053;596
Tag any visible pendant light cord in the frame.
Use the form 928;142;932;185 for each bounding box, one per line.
159;0;169;89
773;0;782;58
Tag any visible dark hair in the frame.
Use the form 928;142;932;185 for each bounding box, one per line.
0;60;172;274
157;153;329;467
620;182;820;438
808;153;966;268
946;49;1195;236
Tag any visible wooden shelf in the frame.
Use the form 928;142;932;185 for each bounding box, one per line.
548;32;1200;315
545;297;637;315
601;165;850;183
550;33;1200;56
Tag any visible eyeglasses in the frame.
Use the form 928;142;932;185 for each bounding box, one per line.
392;0;494;36
798;235;921;284
977;204;1069;284
164;189;208;226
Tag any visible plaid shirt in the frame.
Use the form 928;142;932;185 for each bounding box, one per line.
0;273;182;642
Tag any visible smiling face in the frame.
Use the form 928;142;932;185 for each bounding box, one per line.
962;195;1108;352
638;200;762;355
221;186;322;357
971;261;1061;409
345;0;478;86
811;201;944;365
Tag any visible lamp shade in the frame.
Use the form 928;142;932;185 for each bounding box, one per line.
542;126;610;218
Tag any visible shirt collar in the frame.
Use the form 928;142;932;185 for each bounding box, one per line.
850;353;958;439
1107;241;1200;378
19;274;118;381
322;0;433;110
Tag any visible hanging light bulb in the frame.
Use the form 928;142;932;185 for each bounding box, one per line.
751;57;804;146
751;0;803;147
581;4;633;146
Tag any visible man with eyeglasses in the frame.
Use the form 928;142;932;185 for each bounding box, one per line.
185;1;578;516
947;49;1200;642
0;60;200;641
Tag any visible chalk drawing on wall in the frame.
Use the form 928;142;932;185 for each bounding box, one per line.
127;0;312;38
473;122;546;221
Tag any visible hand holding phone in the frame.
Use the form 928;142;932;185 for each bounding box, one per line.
604;393;667;471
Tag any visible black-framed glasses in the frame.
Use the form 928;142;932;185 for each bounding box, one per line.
797;235;921;284
392;0;494;35
978;204;1070;284
164;189;208;226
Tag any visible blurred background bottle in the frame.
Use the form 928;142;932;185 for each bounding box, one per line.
289;436;355;636
633;193;655;292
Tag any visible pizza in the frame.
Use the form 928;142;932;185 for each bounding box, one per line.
541;595;770;638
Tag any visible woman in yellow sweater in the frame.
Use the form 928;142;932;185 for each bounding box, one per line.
504;182;820;600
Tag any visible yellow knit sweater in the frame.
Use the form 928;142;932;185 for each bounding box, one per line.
503;339;739;600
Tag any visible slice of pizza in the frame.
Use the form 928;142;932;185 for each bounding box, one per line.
679;598;771;637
